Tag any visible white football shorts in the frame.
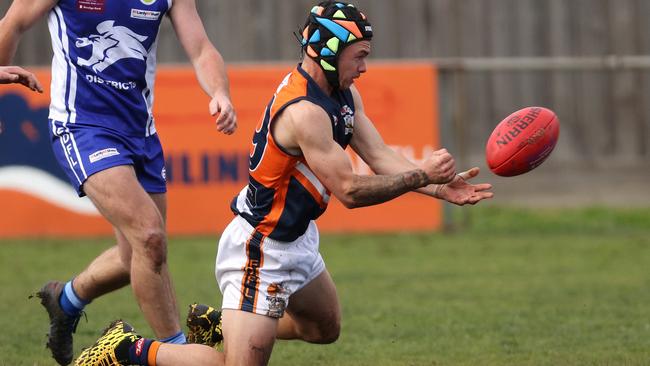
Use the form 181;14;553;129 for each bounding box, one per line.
216;215;325;318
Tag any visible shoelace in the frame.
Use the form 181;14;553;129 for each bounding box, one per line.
65;310;87;333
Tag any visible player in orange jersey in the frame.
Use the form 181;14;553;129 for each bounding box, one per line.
75;2;493;366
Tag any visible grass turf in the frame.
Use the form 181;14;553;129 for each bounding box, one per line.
0;206;649;365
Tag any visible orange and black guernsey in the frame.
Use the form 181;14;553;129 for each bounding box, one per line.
231;64;356;242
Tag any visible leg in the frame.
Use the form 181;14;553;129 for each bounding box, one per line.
222;309;279;366
72;231;131;300
75;192;167;300
83;165;180;339
276;270;341;344
78;311;278;366
156;344;224;366
75;320;225;366
185;271;340;353
36;223;131;366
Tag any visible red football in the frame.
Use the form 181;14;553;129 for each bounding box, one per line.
485;106;559;177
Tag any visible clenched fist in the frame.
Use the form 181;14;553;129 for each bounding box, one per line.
421;148;456;184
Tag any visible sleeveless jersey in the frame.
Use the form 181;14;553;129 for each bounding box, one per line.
231;64;356;242
47;0;171;136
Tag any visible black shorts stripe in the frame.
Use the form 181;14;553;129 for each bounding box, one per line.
239;230;264;313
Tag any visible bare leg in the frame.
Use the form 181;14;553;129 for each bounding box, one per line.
72;245;130;300
83;165;181;339
75;194;170;298
222;309;279;366
276;270;341;343
156;344;224;366
73;226;135;300
148;193;181;337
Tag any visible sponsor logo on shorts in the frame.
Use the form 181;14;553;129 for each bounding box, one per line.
265;283;287;318
266;296;287;318
140;0;157;5
89;148;119;163
161;167;166;181
131;8;161;20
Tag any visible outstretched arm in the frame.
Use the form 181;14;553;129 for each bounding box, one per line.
276;101;456;209
0;66;43;92
169;0;236;135
349;86;493;205
0;0;56;65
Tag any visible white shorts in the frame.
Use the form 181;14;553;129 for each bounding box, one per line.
216;215;325;318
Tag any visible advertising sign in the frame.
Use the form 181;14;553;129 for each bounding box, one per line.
0;63;440;237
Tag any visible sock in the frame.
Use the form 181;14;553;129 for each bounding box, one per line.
58;280;90;317
128;338;161;366
159;330;187;344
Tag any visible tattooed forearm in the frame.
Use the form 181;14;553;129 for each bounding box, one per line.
401;169;429;188
345;169;429;208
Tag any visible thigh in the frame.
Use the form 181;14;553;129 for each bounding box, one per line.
222;309;278;366
150;193;167;222
83;165;163;233
286;269;340;329
113;192;166;264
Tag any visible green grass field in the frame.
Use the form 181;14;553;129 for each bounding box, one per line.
1;206;649;365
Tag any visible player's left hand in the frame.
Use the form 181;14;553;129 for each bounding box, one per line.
436;167;493;205
209;93;237;135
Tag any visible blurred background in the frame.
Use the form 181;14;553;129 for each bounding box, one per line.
4;0;650;207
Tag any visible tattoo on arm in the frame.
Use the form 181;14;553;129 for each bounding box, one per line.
347;169;429;207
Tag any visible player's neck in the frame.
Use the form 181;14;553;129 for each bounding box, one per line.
301;57;334;96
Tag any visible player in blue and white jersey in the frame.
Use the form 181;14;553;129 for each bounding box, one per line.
0;0;237;364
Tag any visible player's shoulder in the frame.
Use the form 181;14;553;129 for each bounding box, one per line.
283;99;330;124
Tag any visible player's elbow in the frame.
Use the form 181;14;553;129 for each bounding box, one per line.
337;186;368;209
339;195;360;209
337;182;363;209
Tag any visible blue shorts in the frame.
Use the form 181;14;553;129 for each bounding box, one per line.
49;120;167;197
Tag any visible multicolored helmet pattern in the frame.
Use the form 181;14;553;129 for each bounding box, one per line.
299;1;373;89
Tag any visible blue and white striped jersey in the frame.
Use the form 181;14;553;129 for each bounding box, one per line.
48;0;172;136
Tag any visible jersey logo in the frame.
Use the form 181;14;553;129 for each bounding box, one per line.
341;104;354;134
75;20;149;73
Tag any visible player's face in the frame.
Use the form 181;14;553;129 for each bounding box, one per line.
337;41;371;89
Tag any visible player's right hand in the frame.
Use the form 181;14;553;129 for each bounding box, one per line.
422;148;456;184
209;93;237;135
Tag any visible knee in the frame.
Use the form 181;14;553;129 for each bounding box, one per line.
313;326;340;344
135;229;167;270
305;318;340;344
